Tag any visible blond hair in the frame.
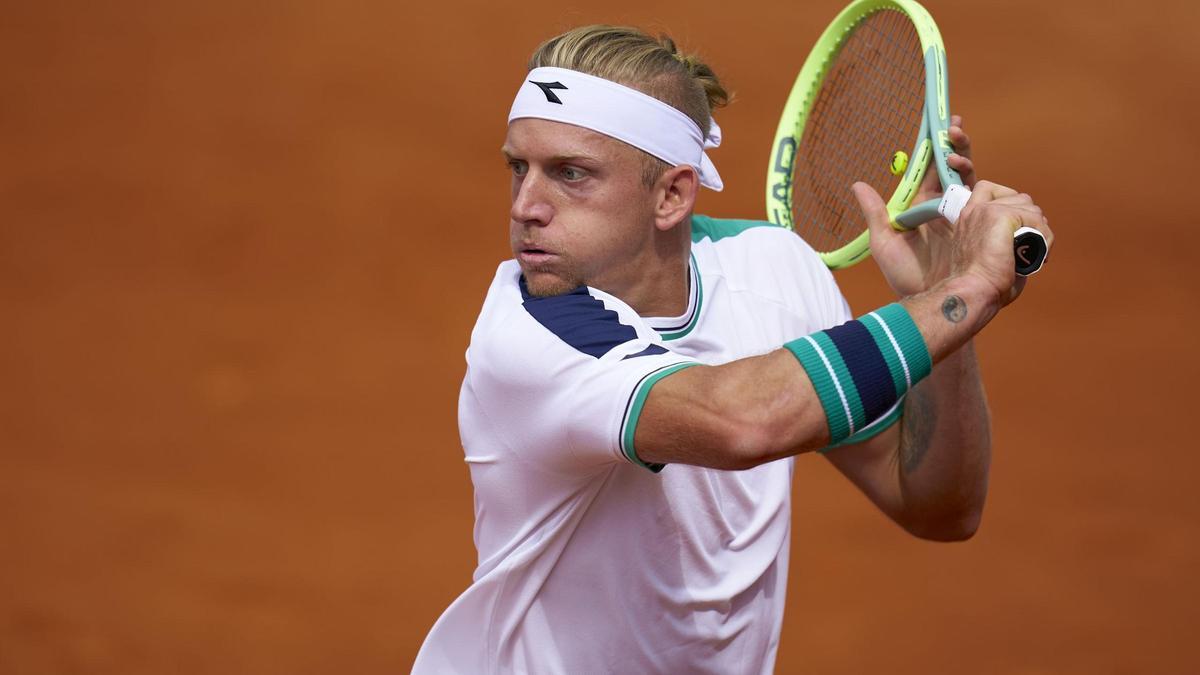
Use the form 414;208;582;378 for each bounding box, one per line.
528;25;730;187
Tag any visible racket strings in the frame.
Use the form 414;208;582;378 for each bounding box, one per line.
800;12;922;247
791;9;926;253
797;11;921;247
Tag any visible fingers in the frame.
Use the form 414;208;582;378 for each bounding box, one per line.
962;181;1053;241
850;182;895;238
948;115;976;188
983;192;1046;227
967;180;1020;203
965;185;1055;252
1023;208;1055;250
948;124;971;156
1007;206;1048;233
948;152;976;188
990;192;1041;213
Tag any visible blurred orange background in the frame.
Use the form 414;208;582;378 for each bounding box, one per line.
3;0;1198;673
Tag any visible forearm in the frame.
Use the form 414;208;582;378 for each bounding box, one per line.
635;349;830;469
821;276;998;540
892;338;991;539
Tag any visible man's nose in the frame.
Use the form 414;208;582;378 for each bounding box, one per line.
510;171;553;226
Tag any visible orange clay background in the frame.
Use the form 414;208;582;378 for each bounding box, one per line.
2;1;1198;673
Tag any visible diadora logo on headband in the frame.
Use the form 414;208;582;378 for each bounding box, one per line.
529;80;567;104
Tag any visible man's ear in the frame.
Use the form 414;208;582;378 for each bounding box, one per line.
653;164;700;232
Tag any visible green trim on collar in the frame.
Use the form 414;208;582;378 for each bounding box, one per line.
691;214;778;243
657;253;703;341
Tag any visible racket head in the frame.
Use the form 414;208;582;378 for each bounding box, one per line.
766;0;948;269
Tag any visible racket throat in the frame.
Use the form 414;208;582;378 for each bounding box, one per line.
892;197;943;231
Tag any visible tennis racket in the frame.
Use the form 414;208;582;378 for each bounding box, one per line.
765;0;1048;276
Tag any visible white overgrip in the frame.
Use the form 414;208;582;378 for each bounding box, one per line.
936;183;971;225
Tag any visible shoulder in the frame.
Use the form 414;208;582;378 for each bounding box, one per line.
467;260;671;379
462;261;696;474
691;214;845;321
692;214;827;276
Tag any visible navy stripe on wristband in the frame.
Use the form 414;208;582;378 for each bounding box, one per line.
825;320;894;424
784;303;932;445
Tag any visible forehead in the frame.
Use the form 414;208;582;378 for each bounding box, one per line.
503;118;638;162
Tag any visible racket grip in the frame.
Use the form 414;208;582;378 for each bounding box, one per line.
936;186;1048;277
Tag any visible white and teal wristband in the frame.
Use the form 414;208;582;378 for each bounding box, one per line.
785;303;932;447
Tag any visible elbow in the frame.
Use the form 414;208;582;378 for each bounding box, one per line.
704;365;825;470
933;511;983;542
902;505;984;543
719;425;775;471
713;409;804;471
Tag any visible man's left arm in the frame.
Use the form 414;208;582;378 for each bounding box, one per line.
824;115;994;541
823;336;990;542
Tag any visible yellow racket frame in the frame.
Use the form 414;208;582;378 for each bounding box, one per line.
765;0;954;269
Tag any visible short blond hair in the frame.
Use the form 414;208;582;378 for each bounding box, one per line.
528;25;730;187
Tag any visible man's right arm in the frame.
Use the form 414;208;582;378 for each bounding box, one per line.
633;272;998;469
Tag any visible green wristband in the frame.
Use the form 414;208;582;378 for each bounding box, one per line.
785;303;931;445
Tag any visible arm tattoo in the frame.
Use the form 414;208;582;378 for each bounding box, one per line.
899;384;936;474
942;295;967;323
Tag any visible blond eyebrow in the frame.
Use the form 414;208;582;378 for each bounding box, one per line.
501;146;603;164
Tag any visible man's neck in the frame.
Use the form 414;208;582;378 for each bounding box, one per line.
622;251;690;318
586;219;692;318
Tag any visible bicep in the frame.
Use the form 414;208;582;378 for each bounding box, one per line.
632;363;746;470
633;350;830;470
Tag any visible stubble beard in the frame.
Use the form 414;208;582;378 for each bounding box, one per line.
520;258;584;297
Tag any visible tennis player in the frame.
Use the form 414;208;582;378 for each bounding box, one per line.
413;25;1052;674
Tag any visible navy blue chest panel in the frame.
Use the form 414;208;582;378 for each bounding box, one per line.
519;277;665;359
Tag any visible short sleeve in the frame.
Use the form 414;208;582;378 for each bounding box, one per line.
463;280;697;475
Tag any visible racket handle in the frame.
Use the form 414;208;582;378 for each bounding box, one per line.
1012;227;1048;277
936;185;1048;277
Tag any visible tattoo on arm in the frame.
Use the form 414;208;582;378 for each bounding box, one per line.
899;384;936;474
942;295;967;323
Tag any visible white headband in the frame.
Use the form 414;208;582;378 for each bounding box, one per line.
508;66;724;191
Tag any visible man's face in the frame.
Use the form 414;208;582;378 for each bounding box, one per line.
503;119;658;297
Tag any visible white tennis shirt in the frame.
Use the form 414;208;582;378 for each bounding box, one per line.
413;216;853;674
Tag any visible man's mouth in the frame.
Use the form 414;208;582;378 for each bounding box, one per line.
518;244;556;265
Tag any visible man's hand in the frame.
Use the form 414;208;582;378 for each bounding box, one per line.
851;115;978;297
950;181;1053;308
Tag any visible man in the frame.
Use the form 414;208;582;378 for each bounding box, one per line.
414;25;1052;674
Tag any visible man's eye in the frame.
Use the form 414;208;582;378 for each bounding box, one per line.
508;161;528;176
561;166;586;181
